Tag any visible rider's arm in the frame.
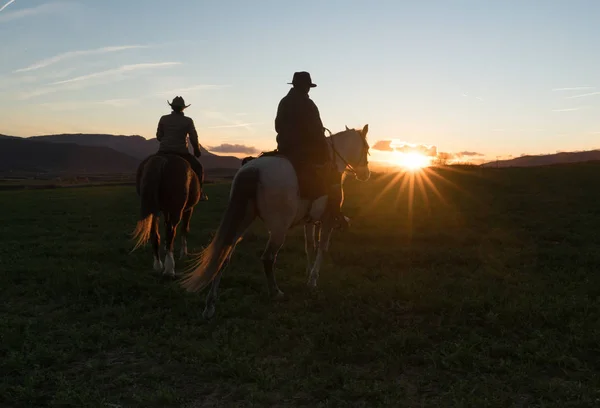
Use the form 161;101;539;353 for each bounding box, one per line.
156;117;164;141
274;99;287;134
188;118;201;157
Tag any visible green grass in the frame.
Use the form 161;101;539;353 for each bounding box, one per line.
1;164;600;407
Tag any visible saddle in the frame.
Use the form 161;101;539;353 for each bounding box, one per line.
245;149;328;200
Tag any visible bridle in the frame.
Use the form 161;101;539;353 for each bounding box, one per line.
324;127;370;176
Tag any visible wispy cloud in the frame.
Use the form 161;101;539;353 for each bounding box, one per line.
14;45;151;73
51;62;181;86
207;122;262;129
461;91;484;102
552;86;595;92
17;62;181;100
566;91;600;99
0;2;64;22
98;98;140;107
0;0;16;13
200;111;260;133
158;84;231;96
552;106;590;112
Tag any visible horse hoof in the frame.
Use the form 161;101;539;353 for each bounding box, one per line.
153;260;164;272
307;279;318;289
203;304;216;320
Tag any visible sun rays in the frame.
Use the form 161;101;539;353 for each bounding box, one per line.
393;152;432;171
359;164;479;240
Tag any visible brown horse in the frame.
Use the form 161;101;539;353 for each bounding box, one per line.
131;153;202;277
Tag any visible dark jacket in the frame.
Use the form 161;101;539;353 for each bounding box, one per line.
275;88;329;164
156;111;200;156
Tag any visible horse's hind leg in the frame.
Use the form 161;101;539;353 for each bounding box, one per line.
151;215;163;271
262;228;286;300
179;208;193;259
163;212;182;277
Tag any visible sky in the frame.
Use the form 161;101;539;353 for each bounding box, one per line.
1;0;600;163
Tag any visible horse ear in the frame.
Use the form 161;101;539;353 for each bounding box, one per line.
345;125;350;131
362;124;369;136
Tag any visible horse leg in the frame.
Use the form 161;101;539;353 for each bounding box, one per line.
163;212;181;277
151;215;163;271
262;229;286;300
304;223;316;277
308;220;334;288
180;208;193;259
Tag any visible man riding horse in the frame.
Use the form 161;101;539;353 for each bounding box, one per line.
156;96;208;201
275;71;348;229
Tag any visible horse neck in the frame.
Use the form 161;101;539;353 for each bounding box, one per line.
328;131;356;173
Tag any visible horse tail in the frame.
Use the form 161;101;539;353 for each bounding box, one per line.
131;155;167;252
180;166;259;292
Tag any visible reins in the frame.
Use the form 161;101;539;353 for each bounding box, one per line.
324;127;369;175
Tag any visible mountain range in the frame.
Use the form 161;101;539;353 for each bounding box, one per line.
480;150;600;168
0;133;241;176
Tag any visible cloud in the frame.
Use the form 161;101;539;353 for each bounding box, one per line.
200;110;259;133
372;140;393;151
158;84;231;97
456;151;484;157
552;106;590;112
552;87;595;92
566;91;600;99
0;2;64;22
461;92;484;101
208;143;260;154
0;0;15;13
51;62;181;86
36;98;141;111
435;151;486;163
207;122;262;129
14;45;151;73
372;139;437;156
17;61;183;100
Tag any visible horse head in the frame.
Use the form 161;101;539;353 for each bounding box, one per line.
331;124;371;182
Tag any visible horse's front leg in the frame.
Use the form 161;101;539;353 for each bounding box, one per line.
307;221;333;288
304;223;316;277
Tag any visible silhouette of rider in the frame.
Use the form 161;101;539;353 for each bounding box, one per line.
156;96;208;201
275;71;348;229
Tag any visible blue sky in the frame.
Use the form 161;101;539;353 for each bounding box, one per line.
1;0;600;162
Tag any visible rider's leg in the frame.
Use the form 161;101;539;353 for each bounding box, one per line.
326;167;349;230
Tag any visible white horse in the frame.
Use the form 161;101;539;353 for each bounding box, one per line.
180;125;371;319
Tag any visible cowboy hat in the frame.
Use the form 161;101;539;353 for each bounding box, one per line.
287;71;317;88
167;96;191;109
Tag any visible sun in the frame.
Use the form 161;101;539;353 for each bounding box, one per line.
394;152;431;170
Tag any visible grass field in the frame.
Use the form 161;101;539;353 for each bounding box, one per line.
2;164;600;407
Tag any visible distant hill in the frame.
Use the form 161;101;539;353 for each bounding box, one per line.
0;133;242;170
26;133;241;169
481;150;600;168
0;138;140;175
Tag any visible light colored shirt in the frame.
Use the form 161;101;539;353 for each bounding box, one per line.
156;111;200;155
